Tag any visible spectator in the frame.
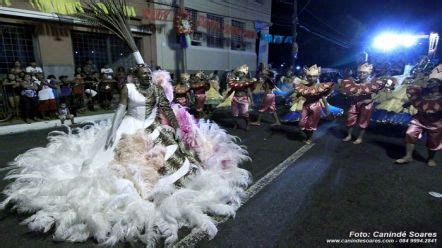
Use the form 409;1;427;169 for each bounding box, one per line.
84;72;99;111
32;72;44;86
57;103;75;125
101;64;114;79
59;75;72;105
211;70;220;82
20;74;39;123
116;66;126;90
2;73;21;117
71;73;86;114
82;59;97;80
17;71;26;81
98;73;114;109
37;73;56;120
47;75;61;106
75;67;84;77
25;60;43;76
10;60;24;77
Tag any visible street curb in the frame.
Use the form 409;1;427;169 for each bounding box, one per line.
0;113;113;135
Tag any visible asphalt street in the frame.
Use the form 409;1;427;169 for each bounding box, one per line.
0;115;440;248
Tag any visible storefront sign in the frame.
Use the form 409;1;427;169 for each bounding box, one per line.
2;1;257;39
197;15;256;39
261;33;293;44
142;8;172;21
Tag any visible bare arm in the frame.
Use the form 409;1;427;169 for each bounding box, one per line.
105;85;128;149
2;79;14;86
248;87;254;106
322;96;330;115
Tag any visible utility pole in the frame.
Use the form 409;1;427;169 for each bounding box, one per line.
179;0;187;72
291;0;298;69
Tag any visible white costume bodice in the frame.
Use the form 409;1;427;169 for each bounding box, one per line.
126;83;146;120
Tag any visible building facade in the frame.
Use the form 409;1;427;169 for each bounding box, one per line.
0;0;271;77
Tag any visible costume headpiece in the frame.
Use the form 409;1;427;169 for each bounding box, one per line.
357;63;373;73
195;71;206;80
236;64;249;75
180;72;190;81
429;64;442;80
81;0;144;65
304;64;321;76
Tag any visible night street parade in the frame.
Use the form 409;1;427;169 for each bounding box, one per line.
0;0;440;247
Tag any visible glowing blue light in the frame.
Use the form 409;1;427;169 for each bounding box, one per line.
372;32;418;51
296;65;301;70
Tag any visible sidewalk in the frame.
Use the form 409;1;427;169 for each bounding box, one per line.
0;113;113;135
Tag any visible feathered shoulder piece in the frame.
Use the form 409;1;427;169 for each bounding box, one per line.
341;78;387;96
407;86;441;114
152;70;173;102
228;78;255;90
295;82;334;97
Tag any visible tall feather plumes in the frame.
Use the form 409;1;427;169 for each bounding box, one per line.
78;0;138;54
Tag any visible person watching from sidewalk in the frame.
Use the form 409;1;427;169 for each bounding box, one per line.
59;75;72;107
37;73;56;120
2;73;21;118
47;75;61;106
25;60;43;76
10;60;24;77
20;74;39;123
57;103;75;125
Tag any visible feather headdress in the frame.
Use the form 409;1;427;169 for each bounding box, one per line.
79;0;144;64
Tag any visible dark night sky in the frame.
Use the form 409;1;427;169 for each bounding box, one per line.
269;0;442;69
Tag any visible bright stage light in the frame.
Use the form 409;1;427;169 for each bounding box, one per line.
399;34;418;47
372;32;418;51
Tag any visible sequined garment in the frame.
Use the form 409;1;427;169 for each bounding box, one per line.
341;78;387;96
139;80;200;173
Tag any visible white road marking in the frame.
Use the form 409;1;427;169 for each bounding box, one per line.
173;143;315;248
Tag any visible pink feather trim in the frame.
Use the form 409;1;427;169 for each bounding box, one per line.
172;104;199;149
152;70;174;102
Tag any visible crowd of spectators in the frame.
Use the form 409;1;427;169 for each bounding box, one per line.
1;59;128;124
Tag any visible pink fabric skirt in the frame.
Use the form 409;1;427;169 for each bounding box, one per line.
346;100;374;129
299;101;322;131
405;114;441;151
231;95;249;118
259;93;276;113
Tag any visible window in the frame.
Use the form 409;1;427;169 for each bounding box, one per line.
0;24;35;74
186;8;203;46
231;20;246;51
72;31;140;69
207;14;224;48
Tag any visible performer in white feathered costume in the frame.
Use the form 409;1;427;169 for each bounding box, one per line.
1;1;251;247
